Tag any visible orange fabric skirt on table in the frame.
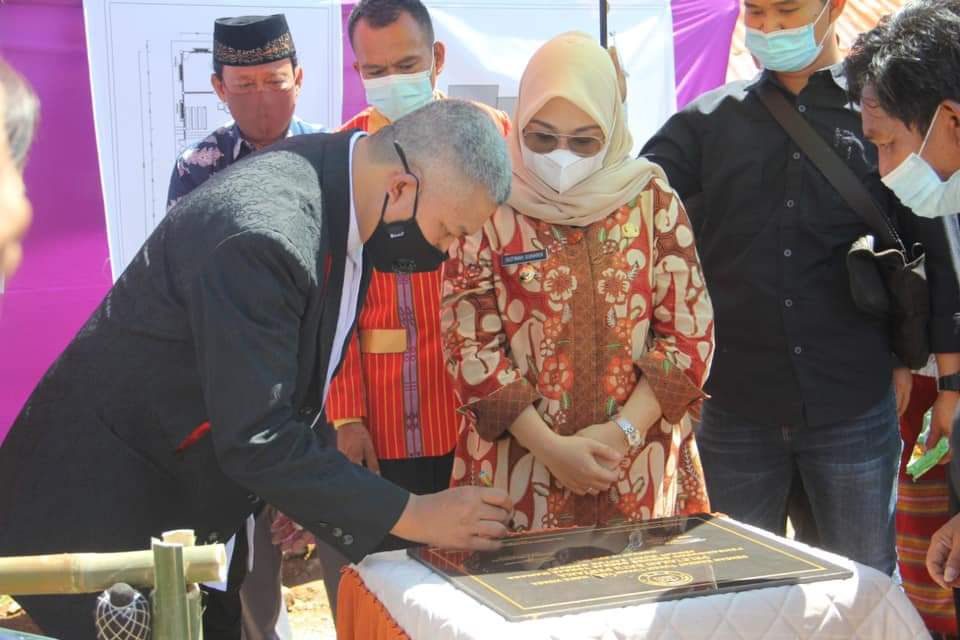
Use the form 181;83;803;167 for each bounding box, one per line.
336;567;411;640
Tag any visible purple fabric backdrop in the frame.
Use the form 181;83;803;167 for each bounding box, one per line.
0;0;734;440
672;0;740;109
0;0;111;438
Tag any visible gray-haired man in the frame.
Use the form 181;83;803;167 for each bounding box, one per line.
0;98;515;639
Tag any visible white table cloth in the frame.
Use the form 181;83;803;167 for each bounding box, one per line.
351;521;931;640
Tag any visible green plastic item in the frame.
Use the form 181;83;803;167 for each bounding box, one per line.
906;409;951;481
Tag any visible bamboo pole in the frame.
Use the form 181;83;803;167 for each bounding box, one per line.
151;539;190;640
600;0;608;47
162;530;204;640
186;583;204;640
0;544;225;595
161;530;196;547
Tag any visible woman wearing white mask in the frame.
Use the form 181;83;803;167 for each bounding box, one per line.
441;32;715;531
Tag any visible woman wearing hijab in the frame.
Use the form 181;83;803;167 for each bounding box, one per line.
441;32;715;531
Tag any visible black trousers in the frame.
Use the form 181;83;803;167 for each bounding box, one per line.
380;450;456;497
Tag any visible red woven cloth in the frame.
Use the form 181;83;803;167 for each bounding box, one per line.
896;374;957;635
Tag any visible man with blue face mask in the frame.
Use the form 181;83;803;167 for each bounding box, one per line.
642;0;960;577
846;2;960;221
844;0;960;613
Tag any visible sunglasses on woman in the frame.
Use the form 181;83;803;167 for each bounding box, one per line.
523;129;605;157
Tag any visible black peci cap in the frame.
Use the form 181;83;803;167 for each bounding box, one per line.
213;14;296;67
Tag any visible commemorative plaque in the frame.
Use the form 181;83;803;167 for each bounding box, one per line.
408;514;852;621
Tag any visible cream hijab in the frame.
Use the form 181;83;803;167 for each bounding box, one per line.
508;31;666;227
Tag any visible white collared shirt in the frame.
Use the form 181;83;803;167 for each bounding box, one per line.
322;131;366;407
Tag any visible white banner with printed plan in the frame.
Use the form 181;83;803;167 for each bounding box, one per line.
84;0;343;278
429;0;675;156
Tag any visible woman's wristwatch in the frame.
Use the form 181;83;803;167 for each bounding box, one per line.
612;414;644;448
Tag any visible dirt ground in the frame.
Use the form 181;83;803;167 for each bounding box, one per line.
282;551;337;640
0;554;336;639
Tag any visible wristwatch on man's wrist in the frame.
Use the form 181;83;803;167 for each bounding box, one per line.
612;415;644;448
938;372;960;392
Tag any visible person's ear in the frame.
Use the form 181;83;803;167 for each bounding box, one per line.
943;100;960;150
211;73;227;102
827;0;846;23
433;41;446;84
381;172;418;223
291;66;303;100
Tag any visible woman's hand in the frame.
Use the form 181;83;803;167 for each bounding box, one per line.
508;405;622;495
576;421;629;466
538;431;622;495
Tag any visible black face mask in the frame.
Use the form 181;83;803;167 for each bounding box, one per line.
366;142;448;274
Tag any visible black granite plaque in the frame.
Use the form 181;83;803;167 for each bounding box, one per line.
408;514;852;621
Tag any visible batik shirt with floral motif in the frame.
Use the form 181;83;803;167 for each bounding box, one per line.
442;176;715;531
166;116;322;210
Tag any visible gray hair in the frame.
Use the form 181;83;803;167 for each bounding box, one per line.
0;59;39;170
374;99;511;205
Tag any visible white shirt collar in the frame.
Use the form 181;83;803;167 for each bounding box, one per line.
346;131;366;259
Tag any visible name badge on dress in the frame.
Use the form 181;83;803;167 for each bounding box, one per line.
501;249;547;267
502;250;547;283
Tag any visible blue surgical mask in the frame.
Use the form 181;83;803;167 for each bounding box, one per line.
362;56;435;122
745;2;830;73
882;107;960;219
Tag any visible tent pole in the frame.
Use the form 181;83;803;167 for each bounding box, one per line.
600;0;608;48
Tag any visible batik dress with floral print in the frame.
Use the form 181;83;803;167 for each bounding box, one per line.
442;176;715;531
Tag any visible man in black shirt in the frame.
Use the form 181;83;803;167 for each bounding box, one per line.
843;0;960;595
643;0;960;575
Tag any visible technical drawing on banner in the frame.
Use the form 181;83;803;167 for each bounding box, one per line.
175;44;230;155
84;1;343;279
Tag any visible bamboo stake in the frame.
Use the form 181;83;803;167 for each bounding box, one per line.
161;530;196;547
0;545;226;595
187;583;204;640
162;530;204;640
151;539;190;640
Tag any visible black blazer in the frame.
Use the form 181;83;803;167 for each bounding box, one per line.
0;131;408;563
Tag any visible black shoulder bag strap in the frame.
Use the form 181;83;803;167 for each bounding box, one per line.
756;82;901;249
